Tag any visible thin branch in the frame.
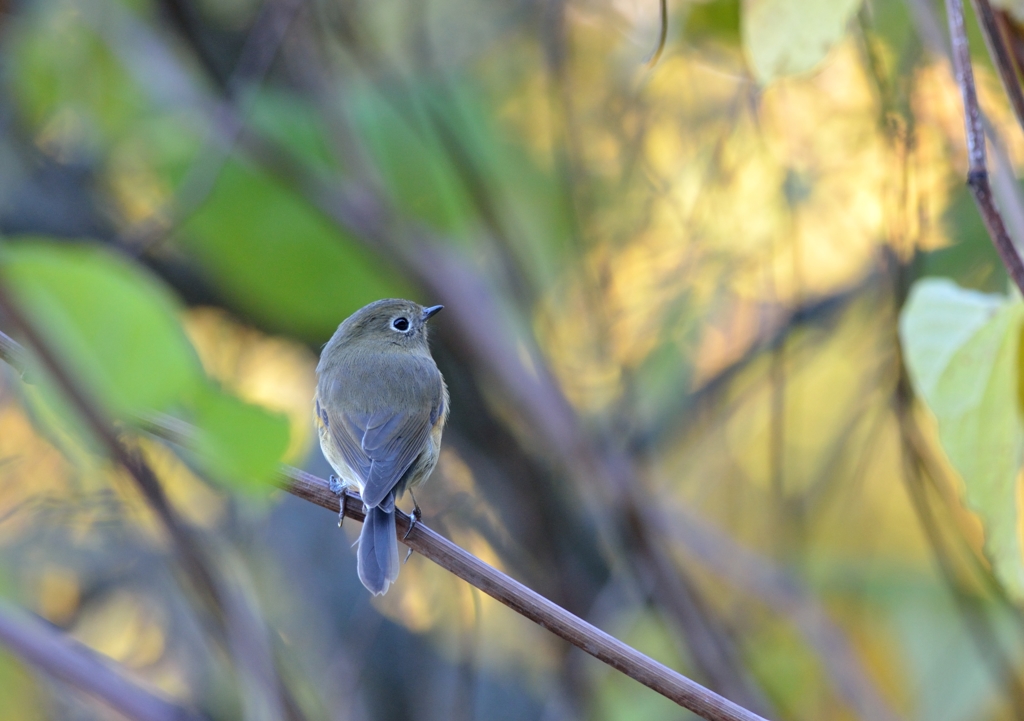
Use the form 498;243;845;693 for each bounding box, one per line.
645;0;668;67
0;292;222;612
156;398;890;718
0;329;770;720
945;0;1024;296
233;125;774;712
81;14;772;707
906;0;1024;285
998;9;1024;77
972;0;1024;132
0;601;205;721
279;467;770;721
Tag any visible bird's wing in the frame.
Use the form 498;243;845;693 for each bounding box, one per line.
353;407;435;508
320;368;442;508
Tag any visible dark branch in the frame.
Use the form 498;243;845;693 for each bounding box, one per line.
280;467;770;721
0;601;205;721
0;323;769;721
945;0;1024;296
972;0;1024;133
645;0;668;67
996;8;1024;82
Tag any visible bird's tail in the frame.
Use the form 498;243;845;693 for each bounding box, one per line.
357;492;400;595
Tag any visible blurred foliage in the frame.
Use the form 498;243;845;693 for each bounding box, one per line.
2;240;204;416
901;280;1024;600
2;241;292;489
741;0;863;83
3;0;1024;720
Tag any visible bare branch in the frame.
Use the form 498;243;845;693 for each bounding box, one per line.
997;8;1024;78
0;318;770;720
944;0;1024;296
645;0;668;68
280;467;770;721
0;601;205;721
972;0;1024;133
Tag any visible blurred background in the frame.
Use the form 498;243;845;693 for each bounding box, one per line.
0;0;1023;719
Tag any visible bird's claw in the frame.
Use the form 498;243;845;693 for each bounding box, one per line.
402;504;421;542
329;475;345;528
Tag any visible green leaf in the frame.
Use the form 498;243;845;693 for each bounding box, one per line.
10;8;146;145
247;90;336;172
927;185;1007;293
179;160;406;340
347;84;476;236
350;79;572;283
191;385;290;490
899;278;1024;598
741;0;862;84
892;582;1007;721
684;0;741;44
1;240;204;418
0;646;44;721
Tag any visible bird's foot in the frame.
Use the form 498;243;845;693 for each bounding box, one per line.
402;504;421;542
329;475;345;528
329;475;344;495
402;504;421;563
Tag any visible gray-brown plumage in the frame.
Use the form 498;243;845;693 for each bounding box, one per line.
314;299;448;595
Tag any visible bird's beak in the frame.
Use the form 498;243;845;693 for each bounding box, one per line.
422;305;444;321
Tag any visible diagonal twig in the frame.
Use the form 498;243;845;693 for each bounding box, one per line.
997;8;1024;80
945;0;1024;296
280;467;770;721
0;601;206;721
645;0;668;67
0;314;769;721
972;0;1024;132
0;289;217;601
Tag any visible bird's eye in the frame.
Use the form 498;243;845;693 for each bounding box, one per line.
392;317;410;331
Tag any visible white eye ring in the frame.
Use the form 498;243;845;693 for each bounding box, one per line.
391;316;411;332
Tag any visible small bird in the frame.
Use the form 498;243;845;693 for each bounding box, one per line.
314;299;448;595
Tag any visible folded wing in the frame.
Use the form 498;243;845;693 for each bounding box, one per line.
322;368;441;509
